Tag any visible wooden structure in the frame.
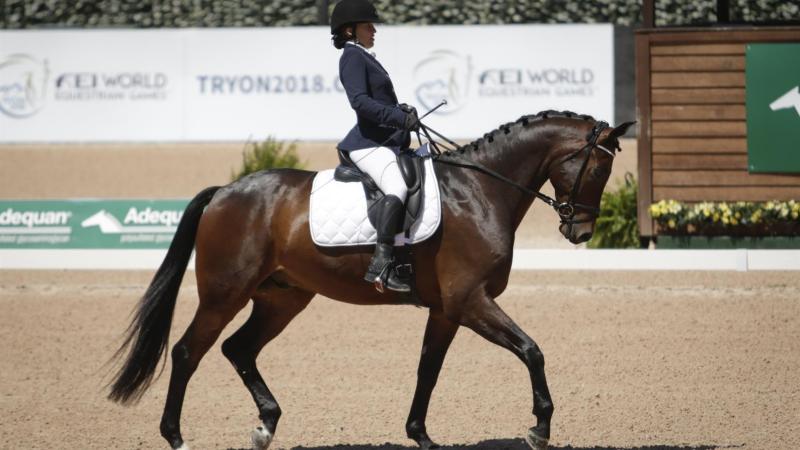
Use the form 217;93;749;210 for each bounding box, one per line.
635;0;800;237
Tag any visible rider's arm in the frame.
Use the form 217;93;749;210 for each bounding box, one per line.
339;48;407;129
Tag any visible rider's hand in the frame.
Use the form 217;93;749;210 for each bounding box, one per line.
399;103;417;116
403;109;420;132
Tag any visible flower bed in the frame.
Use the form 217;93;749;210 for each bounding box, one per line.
649;200;800;236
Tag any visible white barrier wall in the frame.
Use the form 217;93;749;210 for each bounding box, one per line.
0;25;613;141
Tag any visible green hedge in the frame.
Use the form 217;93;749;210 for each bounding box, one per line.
587;173;639;249
1;0;319;28
2;0;798;29
231;136;305;181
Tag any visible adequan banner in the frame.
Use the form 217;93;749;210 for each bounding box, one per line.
0;200;189;249
0;25;613;141
746;43;800;173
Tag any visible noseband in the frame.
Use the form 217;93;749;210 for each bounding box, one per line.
428;121;614;230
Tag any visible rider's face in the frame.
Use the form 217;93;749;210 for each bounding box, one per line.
354;22;376;48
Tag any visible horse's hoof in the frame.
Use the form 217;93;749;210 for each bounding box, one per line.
251;424;273;450
419;440;441;450
524;428;548;450
175;444;190;450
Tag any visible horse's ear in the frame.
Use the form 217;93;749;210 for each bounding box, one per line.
607;121;636;139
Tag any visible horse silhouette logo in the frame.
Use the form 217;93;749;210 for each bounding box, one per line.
81;210;124;234
81;208;178;234
0;54;50;118
414;50;472;115
770;86;800;117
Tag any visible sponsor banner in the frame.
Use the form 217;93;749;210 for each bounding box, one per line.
0;30;184;141
0;25;613;141
746;43;800;173
0;200;188;249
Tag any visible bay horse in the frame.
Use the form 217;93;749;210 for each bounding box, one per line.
108;111;634;450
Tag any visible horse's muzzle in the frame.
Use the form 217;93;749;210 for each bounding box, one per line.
560;222;594;244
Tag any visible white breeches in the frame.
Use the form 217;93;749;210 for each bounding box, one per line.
348;147;408;201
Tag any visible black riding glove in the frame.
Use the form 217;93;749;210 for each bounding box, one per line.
403;109;420;132
399;103;418;116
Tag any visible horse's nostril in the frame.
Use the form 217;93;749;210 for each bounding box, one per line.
578;232;592;243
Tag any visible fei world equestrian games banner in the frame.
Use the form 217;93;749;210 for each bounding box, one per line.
0;25;613;141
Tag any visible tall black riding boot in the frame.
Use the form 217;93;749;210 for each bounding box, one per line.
364;195;411;293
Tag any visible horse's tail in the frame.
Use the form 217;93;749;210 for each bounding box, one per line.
108;186;221;405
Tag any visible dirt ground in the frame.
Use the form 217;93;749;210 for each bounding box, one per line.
0;138;637;248
1;269;798;450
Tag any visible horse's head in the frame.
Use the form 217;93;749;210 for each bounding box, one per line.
547;120;635;244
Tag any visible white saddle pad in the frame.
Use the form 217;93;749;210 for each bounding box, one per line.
309;145;442;247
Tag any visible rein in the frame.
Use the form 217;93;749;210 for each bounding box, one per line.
420;121;613;226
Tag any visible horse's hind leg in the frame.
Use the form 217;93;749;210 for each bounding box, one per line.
221;286;314;450
406;311;459;450
160;293;251;449
457;290;553;450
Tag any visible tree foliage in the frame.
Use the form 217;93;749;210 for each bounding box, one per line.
2;0;797;29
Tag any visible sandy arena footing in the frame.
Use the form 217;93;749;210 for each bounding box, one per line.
0;269;797;450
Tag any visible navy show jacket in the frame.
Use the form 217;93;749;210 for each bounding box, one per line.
337;42;410;152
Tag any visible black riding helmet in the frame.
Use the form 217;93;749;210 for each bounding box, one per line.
330;0;381;34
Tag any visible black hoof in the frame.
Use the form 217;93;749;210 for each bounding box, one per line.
419;439;440;450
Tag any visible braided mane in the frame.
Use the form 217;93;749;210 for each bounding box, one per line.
452;110;596;154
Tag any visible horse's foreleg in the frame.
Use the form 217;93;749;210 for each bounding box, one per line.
160;301;246;449
406;312;459;450
458;291;553;450
221;287;313;450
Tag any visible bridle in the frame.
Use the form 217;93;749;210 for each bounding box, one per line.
552;121;615;232
423;120;615;234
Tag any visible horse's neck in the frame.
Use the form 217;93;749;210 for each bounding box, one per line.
456;128;555;232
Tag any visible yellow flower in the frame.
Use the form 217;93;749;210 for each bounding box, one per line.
668;219;676;229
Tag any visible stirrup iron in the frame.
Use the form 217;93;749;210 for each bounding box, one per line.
373;264;389;293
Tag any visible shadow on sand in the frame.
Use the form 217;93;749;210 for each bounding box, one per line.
228;439;732;450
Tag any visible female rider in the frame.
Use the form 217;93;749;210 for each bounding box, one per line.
330;0;420;293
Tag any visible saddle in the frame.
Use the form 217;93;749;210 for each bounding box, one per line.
331;148;427;304
308;145;440;248
333;148;426;235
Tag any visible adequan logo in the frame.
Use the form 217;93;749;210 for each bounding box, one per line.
770;86;800;117
413;50;473;115
81;208;182;234
0;54;50;118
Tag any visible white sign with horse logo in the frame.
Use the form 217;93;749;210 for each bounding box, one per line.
0;25;613;141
